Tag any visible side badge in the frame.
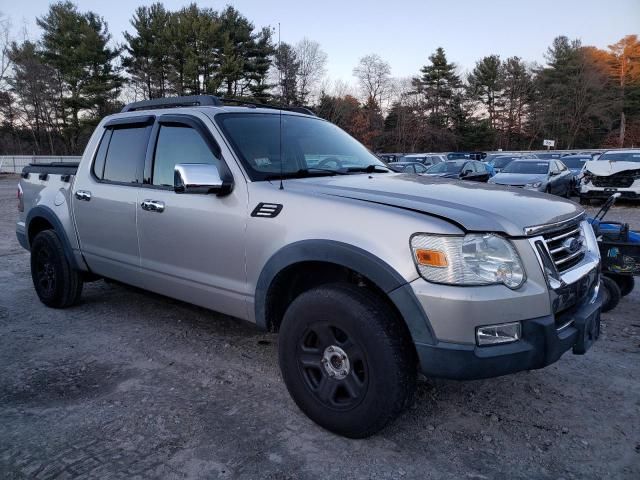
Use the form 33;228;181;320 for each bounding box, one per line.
251;203;283;218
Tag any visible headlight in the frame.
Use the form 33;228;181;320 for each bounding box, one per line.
525;181;542;188
411;233;526;289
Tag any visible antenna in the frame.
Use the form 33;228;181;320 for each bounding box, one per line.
278;22;284;190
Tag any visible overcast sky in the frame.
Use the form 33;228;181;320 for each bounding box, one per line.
3;0;639;83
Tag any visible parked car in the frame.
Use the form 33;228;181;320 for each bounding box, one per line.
559;154;591;191
533;152;563;160
487;155;522;174
16;95;602;439
377;153;404;163
447;151;486;161
580;149;640;203
388;161;429;173
489;159;573;196
401;153;445;167
425;160;491;182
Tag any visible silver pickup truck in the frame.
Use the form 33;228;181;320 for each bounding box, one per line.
16;96;602;438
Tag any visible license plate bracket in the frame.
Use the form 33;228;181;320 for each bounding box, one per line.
572;311;600;354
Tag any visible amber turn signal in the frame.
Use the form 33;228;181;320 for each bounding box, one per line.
415;249;448;268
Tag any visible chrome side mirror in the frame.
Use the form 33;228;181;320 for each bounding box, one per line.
174;163;233;195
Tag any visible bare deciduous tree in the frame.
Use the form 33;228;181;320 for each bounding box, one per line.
295;38;326;105
353;54;391;109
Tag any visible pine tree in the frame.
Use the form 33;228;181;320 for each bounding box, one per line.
123;3;171;99
606;35;640;146
37;1;121;153
214;6;255;97
467;55;502;129
533;36;611;148
413;47;461;127
499;57;533;149
246;27;275;101
275;43;299;106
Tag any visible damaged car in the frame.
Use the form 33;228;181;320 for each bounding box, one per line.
580;150;640;204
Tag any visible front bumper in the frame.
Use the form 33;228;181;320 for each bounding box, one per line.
581;189;639;200
580;181;640;200
414;291;601;380
408;228;602;380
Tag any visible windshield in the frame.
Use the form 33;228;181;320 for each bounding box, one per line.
598;152;640;163
427;161;464;173
493;156;517;168
561;156;589;168
215;113;388;180
502;161;549;174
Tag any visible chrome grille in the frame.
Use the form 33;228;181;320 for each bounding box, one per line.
542;222;586;273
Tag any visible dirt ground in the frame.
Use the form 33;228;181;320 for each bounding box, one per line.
0;174;638;480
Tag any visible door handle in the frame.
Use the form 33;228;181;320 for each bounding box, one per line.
75;190;91;201
141;199;165;213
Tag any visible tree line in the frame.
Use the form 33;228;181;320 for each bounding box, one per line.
0;1;638;156
326;36;640;153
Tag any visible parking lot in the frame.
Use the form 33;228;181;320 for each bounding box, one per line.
0;174;638;479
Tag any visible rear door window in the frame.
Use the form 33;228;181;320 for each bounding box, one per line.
98;125;151;183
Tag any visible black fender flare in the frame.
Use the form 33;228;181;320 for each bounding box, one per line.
25;205;81;270
254;240;436;345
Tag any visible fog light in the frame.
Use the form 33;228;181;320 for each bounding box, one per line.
476;322;521;346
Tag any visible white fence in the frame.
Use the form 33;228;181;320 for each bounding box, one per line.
0;156;82;174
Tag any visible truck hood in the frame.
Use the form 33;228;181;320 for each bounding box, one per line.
285;173;582;236
585;161;640;176
490;173;547;186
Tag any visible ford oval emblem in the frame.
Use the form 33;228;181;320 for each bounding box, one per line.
562;237;583;254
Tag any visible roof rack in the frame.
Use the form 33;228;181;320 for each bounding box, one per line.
121;95;223;112
120;95;315;116
219;97;315;116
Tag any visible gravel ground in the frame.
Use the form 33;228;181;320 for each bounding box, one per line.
0;174;639;480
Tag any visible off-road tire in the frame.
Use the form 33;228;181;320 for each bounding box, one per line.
278;283;417;438
600;275;621;313
30;230;83;308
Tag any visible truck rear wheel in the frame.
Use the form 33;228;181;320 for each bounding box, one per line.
278;283;416;438
600;275;621;313
30;230;83;308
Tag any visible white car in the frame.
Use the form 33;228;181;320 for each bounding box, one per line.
580;149;640;203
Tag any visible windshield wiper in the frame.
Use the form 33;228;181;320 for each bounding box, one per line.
264;168;346;181
345;165;390;173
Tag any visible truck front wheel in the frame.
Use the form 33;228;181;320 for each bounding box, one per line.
30;230;83;308
278;283;417;438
